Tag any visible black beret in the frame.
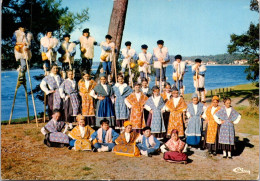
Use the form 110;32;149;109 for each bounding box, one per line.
142;126;151;132
157;40;164;45
105;34;112;40
63;34;70;38
171;85;179;92
82;28;89;33
195;59;202;63
125;41;131;46
45;28;53;34
175;55;182;60
141;44;148;49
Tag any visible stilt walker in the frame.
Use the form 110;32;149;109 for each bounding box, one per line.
9;24;38;126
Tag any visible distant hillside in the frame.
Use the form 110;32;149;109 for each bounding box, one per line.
173;53;249;64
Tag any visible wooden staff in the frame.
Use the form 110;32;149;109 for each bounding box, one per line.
43;93;46;123
113;48;117;83
159;63;163;94
25;57;38;127
9;77;21;124
128;61;133;87
24;85;30;123
195;67;199;96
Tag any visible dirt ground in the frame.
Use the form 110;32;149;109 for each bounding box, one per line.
1;122;259;180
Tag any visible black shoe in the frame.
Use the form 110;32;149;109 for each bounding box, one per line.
92;148;97;152
228;156;232;159
58;143;65;148
213;152;217;156
68;146;73;150
148;153;152;157
223;156;227;158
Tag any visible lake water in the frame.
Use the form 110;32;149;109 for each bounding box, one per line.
1;65;250;121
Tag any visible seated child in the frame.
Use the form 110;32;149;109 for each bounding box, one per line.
160;129;188;163
113;121;141;157
91;119;119;152
41;109;70;148
136;126;160;157
68;114;95;151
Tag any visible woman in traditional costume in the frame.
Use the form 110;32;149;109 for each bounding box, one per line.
144;86;166;140
125;83;148;133
91;73;115;126
41;109;69;148
78;71;97;127
59;70;80;130
213;97;241;159
161;82;172;132
185;93;205;147
112;74;132;130
68;114;95;151
161;129;188;163
40;64;63;117
202;96;221;156
163;86;187;138
113;121;141;157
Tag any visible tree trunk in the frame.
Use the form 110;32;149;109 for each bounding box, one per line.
108;0;128;80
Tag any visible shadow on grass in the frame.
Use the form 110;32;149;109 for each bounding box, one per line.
232;137;254;157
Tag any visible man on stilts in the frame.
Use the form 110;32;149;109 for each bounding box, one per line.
12;24;34;81
152;40;170;90
74;28;98;73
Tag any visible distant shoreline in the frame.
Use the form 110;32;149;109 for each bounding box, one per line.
1;64;249;72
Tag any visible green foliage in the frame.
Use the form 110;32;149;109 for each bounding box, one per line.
227;1;259;85
2;0;89;70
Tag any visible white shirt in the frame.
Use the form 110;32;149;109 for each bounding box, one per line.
59;78;76;99
202;106;218;120
90;83;108;99
124;92;141;109
213;107;241;124
135;92;141;101
173;97;181;107
115;83;127;95
186;103;202;118
79;126;85;138
101;83;108;94
125;132;130;143
144;95;161;111
85;80;90;89
142;87;149;94
40;73;60;95
166;92;171;100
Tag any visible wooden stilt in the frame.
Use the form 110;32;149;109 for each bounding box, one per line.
24;84;30;123
159;65;162;94
44;93;46;123
9;81;19;125
25;59;38;127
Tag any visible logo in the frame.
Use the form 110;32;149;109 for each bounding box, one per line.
233;167;250;174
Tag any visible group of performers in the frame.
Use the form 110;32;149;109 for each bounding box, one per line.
12;25;241;162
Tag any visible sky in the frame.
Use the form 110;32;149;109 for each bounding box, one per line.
61;0;259;61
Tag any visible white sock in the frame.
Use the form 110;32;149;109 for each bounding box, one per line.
223;150;227;157
228;151;232;157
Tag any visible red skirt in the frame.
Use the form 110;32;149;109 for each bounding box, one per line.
163;151;187;161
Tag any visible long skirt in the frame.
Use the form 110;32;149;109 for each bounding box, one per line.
96;96;115;127
146;113;165;139
163;112;170;135
85;116;95;127
203;124;220;152
63;98;75;123
163;151;187;162
218;143;236;152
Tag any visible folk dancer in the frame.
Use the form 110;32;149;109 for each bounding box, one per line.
192;59;207;103
74;28;98;73
68;114;95;151
125;83;148;133
100;34;115;83
152;40;170;88
12;24;34;81
41;109;70;148
78;71;97;127
172;55;188;96
40;64;63;117
137;44;152;82
59;70;80;130
113;74;133;130
40;29;59;75
202;96;221;156
213;97;241;159
58;34;76;78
